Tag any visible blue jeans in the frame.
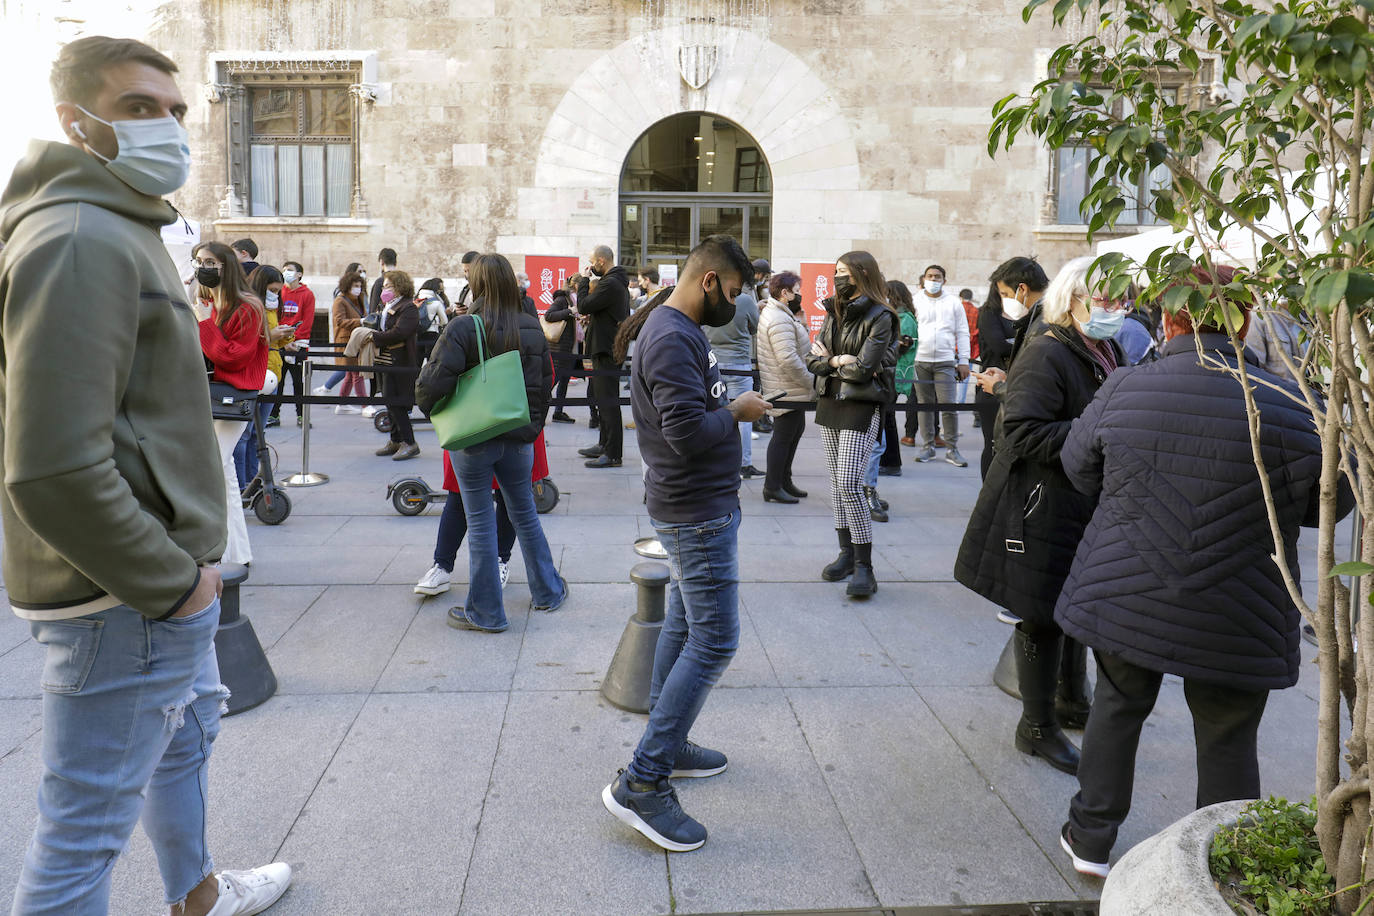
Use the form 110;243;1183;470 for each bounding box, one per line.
450;439;563;629
13;600;227;914
630;509;741;783
323;369;345;389
865;423;886;487
722;366;753;467
233;401;274;489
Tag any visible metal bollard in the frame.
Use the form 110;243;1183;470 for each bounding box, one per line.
215;563;278;715
992;633;1020;700
284;355;328;487
600;561;670;713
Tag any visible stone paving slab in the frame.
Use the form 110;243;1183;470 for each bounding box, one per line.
267;585;420;694
375;597;529;694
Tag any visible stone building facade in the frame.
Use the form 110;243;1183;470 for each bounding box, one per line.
123;0;1175;290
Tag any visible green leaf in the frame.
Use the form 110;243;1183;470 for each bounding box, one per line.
1310;270;1349;313
1267;13;1296;40
1234;13;1269;45
1332;561;1374;577
1345;270;1374;307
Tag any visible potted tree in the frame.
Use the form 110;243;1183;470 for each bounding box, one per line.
989;0;1373;910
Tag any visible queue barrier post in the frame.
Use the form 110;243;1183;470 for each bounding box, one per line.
992;634;1020;700
284;355;329;488
215;563;278;715
600;561;670;713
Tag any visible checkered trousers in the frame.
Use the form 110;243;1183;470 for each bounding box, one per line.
821;411;881;544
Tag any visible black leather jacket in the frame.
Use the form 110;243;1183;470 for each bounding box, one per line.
805;295;899;404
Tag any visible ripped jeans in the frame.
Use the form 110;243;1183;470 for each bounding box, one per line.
12;599;227;915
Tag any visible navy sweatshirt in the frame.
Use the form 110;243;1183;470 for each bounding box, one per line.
631;304;741;523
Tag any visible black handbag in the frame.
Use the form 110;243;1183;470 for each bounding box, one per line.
208;381;257;421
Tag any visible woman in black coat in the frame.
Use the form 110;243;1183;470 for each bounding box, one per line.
805;251;899;598
372;270;421;460
544;287;578;422
415;253;565;633
955;256;1125;775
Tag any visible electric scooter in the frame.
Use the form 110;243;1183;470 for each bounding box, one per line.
240;407;292;524
387;476;559;516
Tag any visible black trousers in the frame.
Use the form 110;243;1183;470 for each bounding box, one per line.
270;349;305;418
764;409;806;491
903;392;921;439
975;391;999;480
590;354;622;459
551;351;575;413
879;408;902;468
1067;650;1269;860
382;369;415;445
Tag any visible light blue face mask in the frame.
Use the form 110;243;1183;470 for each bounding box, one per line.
1082;305;1126;340
75;105;191;197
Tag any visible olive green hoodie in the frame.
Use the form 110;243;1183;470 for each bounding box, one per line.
0;139;226;620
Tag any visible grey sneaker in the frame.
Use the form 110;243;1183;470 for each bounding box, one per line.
945;448;968;467
602;769;707;852
914;446;936;462
671;740;728;778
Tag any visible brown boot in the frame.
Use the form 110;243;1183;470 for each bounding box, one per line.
376;441;401;456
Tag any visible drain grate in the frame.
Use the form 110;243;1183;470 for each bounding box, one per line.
689;903;1099;916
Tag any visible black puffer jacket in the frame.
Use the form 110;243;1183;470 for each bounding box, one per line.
542;290;577;353
577;265;630;358
805;295;899;402
955;325;1121;625
1054;334;1349;689
414;311;552;443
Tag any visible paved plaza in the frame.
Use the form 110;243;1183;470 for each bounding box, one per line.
0;385;1327;915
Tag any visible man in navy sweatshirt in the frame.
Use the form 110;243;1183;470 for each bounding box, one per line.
601;235;768;852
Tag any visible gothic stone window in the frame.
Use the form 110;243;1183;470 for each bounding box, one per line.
214;60;363;220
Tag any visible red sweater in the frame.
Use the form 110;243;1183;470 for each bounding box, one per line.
280;283;316;342
200;302;269;391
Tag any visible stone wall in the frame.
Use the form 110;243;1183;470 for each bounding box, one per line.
151;0;1112;292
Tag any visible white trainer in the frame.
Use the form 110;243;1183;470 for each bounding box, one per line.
415;564;451;596
361;405;380;418
311;385;329;396
334;405;361;415
499;560;510;589
204;862;292;916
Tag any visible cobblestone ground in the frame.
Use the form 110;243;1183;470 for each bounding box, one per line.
0;386;1327;914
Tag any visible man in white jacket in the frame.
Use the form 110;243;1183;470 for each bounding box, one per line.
912;264;970;467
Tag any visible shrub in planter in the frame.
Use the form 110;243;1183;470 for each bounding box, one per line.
1210;798;1334;916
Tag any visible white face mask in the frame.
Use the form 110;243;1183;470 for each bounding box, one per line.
1002;289;1029;320
74;105;190;197
350;286;362;297
923;279;944;295
283;270;299;284
265;291;279;309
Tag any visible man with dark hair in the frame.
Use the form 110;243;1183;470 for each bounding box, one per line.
602;235;767;851
577;244;631;468
1;34;290;916
451;249;481;315
369;246;398;314
752;257;771;300
230;238;258;275
270;260;315;427
912;263;971;467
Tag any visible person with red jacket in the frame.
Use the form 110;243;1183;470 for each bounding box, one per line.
271;260;316;426
195;240;269;566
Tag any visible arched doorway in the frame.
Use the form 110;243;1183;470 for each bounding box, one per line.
618;112;772;276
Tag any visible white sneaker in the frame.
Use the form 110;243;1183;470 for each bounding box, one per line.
751;432;760;440
204;862;292;916
361;405;380;418
499;561;510;589
334;405;361;415
415;564;451;596
311;385;329;396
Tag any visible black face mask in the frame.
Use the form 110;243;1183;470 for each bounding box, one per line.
590;264;605;277
787;293;802;314
196;266;221;289
834;276;856;301
701;279;736;327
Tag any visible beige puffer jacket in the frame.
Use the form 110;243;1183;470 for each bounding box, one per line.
756;299;816;416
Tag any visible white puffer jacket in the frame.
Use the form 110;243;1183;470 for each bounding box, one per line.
756;299;816;415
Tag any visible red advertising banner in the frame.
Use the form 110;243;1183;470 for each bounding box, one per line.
526;256;580;316
798;262;834;337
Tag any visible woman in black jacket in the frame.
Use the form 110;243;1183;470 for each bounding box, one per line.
544;286;578;422
955;256;1124;775
416;254;567;633
372;270;421;460
805;251;899;598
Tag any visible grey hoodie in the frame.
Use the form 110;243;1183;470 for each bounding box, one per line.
0;140;226;620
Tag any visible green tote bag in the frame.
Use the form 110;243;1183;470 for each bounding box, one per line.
429;314;531;450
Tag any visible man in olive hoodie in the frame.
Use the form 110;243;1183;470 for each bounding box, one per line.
0;37;290;916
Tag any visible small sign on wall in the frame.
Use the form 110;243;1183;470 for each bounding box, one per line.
798;262;833;336
526;255;580;315
659;263;678;287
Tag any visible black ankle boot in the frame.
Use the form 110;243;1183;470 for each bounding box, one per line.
863;486;889;523
1055;636;1092;730
822;528;854;581
783;480;808;498
846;542;877;597
1013;627;1080;775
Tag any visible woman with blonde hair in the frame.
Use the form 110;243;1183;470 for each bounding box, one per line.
955;255;1125;775
194;240;269;566
805;251;899;598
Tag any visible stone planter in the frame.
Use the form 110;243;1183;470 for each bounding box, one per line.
1099;799;1251;915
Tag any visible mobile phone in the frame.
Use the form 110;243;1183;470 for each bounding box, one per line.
762;391;787;404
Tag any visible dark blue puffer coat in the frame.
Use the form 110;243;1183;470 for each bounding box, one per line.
1053;333;1345;690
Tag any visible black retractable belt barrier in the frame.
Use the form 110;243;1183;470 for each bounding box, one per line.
601;562;670;713
215;563;278;715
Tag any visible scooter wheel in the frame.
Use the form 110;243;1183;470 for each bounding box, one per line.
254;487;292;525
392;480;430;516
533;477;559;514
373;410;393;434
